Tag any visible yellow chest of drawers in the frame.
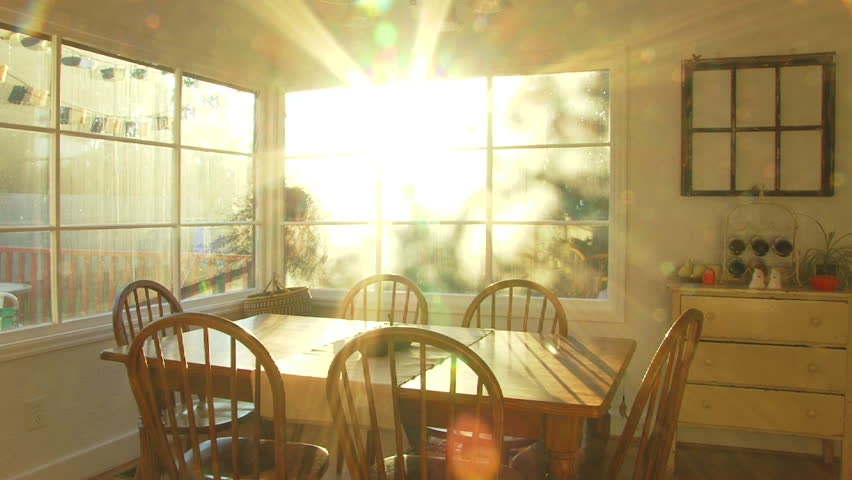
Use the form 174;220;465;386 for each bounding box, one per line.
670;285;852;477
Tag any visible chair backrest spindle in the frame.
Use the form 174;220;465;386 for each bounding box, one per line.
338;274;429;325
462;279;568;336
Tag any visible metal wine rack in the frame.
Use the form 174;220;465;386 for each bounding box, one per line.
721;201;798;284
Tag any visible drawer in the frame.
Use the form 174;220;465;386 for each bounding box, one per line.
680;296;848;346
690;342;847;393
680;384;844;437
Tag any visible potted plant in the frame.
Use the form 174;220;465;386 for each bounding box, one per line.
799;214;852;291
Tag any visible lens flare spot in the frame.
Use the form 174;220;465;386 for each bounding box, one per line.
653;307;667;323
640;48;656;64
145;14;161;30
473;15;489;32
374;22;397;48
620;190;635;206
448;414;500;480
661;262;676;276
835;172;847;187
357;0;392;15
574;2;590;17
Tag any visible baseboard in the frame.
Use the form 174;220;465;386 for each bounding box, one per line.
5;429;138;480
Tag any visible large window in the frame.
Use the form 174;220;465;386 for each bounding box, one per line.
0;25;256;332
283;70;614;303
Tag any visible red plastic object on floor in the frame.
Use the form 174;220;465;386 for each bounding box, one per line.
811;275;840;292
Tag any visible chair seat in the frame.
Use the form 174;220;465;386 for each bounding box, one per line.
371;454;525;480
426;426;535;456
184;437;330;480
171;399;256;431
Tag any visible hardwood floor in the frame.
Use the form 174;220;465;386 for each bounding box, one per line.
90;443;839;480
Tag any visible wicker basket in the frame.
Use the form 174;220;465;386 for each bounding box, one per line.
243;274;311;317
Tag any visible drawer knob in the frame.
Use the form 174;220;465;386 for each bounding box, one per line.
702;400;712;409
810;316;822;326
704;359;713;367
807;409;817;418
705;312;716;321
808;363;819;373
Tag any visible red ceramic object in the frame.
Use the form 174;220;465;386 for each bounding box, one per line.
811;275;841;292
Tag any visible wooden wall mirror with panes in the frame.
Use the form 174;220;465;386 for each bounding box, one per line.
681;52;835;196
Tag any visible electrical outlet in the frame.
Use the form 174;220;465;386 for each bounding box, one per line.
25;398;45;431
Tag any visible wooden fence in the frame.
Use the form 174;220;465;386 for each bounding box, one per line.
0;247;253;326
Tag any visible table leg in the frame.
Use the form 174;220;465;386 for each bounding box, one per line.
545;416;585;480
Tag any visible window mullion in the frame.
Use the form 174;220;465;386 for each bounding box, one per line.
485;76;494;286
49;33;61;325
172;69;183;296
375;157;383;275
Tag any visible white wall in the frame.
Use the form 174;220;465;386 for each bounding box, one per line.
597;0;852;454
0;339;138;480
0;1;851;478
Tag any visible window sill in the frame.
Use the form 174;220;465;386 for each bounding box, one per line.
309;288;625;324
0;291;251;363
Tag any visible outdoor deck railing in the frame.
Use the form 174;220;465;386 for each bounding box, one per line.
0;247;253;326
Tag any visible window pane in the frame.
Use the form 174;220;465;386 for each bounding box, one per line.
0;29;52;128
182;77;254;153
493;70;609;146
285;156;376;222
60;228;172;319
493;147;609;222
379;78;487;149
382;150;485;222
493;224;608;298
283;225;375;289
383;224;485;294
60;137;173;225
60;45;175;143
0;127;50;226
0;232;51;329
285;78;486;157
181;226;255;300
285;87;381;157
182;150;253;223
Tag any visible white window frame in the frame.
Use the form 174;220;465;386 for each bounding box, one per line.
288;48;628;324
0;26;263;360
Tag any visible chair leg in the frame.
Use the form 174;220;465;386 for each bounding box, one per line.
136;425;158;480
665;430;677;480
336;439;345;477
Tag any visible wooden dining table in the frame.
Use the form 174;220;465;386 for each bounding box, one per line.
100;313;635;480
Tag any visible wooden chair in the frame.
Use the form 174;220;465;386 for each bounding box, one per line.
326;326;523;480
338;274;429;325
462;279;568;340
602;308;703;480
512;308;704;480
453;279;568;461
126;312;329;480
112;280;184;347
112;280;251;477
